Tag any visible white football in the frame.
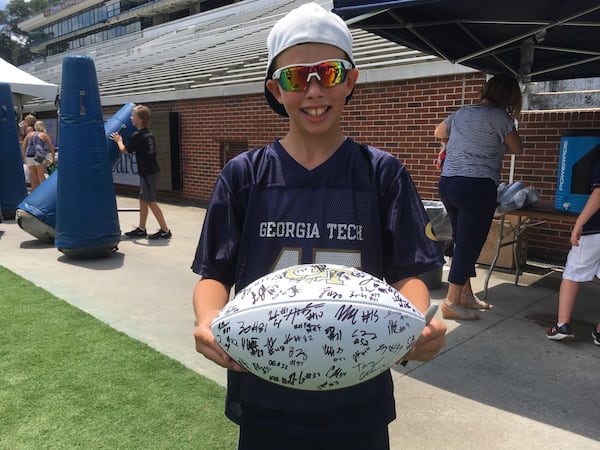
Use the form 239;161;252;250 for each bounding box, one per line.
211;264;426;391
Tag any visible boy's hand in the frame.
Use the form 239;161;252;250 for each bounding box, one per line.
570;224;583;247
397;318;446;364
110;132;122;143
193;314;246;372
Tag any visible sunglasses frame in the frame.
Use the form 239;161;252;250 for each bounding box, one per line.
272;59;353;92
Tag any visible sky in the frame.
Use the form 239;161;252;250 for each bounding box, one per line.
0;0;9;10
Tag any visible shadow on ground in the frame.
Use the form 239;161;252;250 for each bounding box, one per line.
396;275;600;442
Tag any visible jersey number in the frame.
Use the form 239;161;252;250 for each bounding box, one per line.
272;248;362;272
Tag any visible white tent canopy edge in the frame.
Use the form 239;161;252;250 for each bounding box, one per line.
0;57;58;115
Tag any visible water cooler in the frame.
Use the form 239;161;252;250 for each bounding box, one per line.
555;130;600;213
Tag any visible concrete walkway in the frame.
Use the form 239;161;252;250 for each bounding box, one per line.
1;196;599;449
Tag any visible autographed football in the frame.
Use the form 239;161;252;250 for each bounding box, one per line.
211;264;426;391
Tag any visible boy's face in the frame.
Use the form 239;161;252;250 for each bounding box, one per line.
266;43;358;133
131;112;142;129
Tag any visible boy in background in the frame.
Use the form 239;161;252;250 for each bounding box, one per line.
111;105;172;240
547;157;600;345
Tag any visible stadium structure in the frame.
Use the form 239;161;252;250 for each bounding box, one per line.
17;0;600;113
18;0;475;113
15;0;600;263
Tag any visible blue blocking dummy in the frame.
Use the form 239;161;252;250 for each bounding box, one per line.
106;102;136;163
16;103;136;242
17;171;58;242
0;83;28;220
55;55;120;258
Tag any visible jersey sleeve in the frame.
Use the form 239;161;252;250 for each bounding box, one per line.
191;172;240;287
371;148;445;283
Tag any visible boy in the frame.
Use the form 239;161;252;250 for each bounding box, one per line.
110;105;172;240
547;156;600;345
191;3;447;449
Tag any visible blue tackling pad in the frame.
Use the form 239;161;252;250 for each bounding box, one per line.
16;103;136;243
0;83;28;220
54;55;121;258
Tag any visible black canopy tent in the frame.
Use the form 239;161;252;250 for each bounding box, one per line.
332;0;600;82
333;0;600;285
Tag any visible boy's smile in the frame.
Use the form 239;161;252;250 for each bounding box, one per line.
304;106;329;118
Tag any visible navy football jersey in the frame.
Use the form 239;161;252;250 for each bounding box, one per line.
192;138;442;290
191;138;443;435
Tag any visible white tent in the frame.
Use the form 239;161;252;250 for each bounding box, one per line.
0;57;58;113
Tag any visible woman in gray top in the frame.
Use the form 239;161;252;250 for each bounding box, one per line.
434;74;523;320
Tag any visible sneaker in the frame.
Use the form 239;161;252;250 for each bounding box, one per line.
148;229;172;240
593;329;600;346
546;323;574;341
124;227;147;238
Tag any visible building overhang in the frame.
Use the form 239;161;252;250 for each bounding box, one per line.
19;0;105;32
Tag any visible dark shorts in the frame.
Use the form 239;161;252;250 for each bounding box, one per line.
238;423;390;450
139;172;159;202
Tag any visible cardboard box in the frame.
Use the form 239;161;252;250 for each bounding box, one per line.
477;218;527;269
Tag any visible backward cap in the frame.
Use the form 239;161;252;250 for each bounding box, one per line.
266;2;354;75
264;3;355;117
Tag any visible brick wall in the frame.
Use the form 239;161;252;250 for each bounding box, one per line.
109;72;600;263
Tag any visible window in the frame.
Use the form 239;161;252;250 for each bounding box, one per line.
107;3;120;18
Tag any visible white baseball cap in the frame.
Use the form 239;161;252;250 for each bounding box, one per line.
264;2;355;117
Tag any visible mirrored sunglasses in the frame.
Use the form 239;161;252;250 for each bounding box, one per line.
272;60;353;91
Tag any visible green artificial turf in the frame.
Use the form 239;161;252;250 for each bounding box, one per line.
0;266;237;449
